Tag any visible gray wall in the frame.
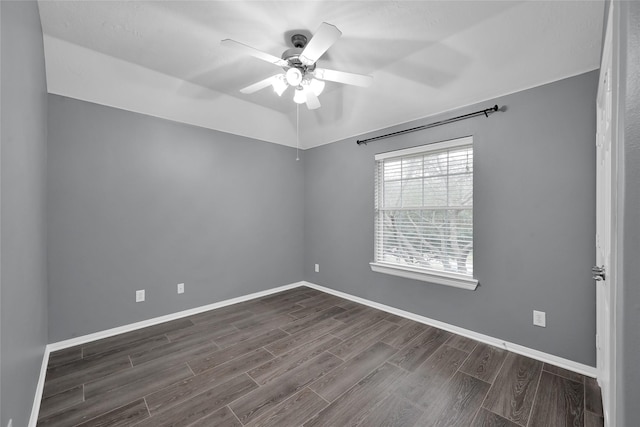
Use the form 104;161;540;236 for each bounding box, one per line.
1;1;49;425
47;96;304;341
304;71;598;366
615;2;640;426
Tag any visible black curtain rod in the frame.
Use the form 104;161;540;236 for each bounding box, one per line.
356;104;500;145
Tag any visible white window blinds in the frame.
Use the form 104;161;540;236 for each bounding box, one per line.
374;137;474;279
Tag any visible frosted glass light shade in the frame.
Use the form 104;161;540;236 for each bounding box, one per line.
293;88;306;104
286;68;303;86
309;78;325;96
271;75;287;96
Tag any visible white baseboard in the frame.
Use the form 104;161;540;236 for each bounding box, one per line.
301;281;597;378
47;281;303;352
28;348;50;427
28;280;304;426
30;279;596;426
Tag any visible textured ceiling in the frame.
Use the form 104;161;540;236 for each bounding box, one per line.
38;1;604;148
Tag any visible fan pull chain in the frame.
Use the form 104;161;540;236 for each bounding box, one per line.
296;104;300;161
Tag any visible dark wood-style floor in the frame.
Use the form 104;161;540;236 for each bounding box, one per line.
38;286;604;427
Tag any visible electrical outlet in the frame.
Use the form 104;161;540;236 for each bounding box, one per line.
533;310;546;327
315;264;319;273
136;289;145;302
7;419;13;427
177;283;185;294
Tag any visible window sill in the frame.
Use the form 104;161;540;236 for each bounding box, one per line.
370;262;478;290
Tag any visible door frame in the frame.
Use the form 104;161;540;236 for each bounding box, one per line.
596;4;617;426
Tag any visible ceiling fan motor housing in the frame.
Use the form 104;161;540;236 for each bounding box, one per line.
282;48;316;72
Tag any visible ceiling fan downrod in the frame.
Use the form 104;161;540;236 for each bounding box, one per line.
290;34;307;49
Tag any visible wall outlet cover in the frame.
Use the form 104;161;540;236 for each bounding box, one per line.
177;283;185;294
136;289;145;302
7;419;13;427
315;264;319;273
533;310;546;327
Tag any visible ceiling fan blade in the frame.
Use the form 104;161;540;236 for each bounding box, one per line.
314;68;373;88
304;87;321;110
240;75;280;94
221;39;288;67
299;22;342;66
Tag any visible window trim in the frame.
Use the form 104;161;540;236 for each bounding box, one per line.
371;136;478;290
370;262;478;290
374;136;473;161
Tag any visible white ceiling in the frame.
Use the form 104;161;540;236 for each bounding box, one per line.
38;1;604;149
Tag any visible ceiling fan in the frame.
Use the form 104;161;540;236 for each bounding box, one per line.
221;22;373;110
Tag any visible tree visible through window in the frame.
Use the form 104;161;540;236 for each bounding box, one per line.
374;137;473;278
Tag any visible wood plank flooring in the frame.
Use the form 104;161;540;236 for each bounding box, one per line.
38;287;604;427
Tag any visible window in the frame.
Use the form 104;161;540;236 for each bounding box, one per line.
370;136;478;290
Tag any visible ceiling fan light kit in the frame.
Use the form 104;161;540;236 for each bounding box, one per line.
222;22;373;110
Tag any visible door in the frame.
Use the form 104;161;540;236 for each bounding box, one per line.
595;6;615;425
